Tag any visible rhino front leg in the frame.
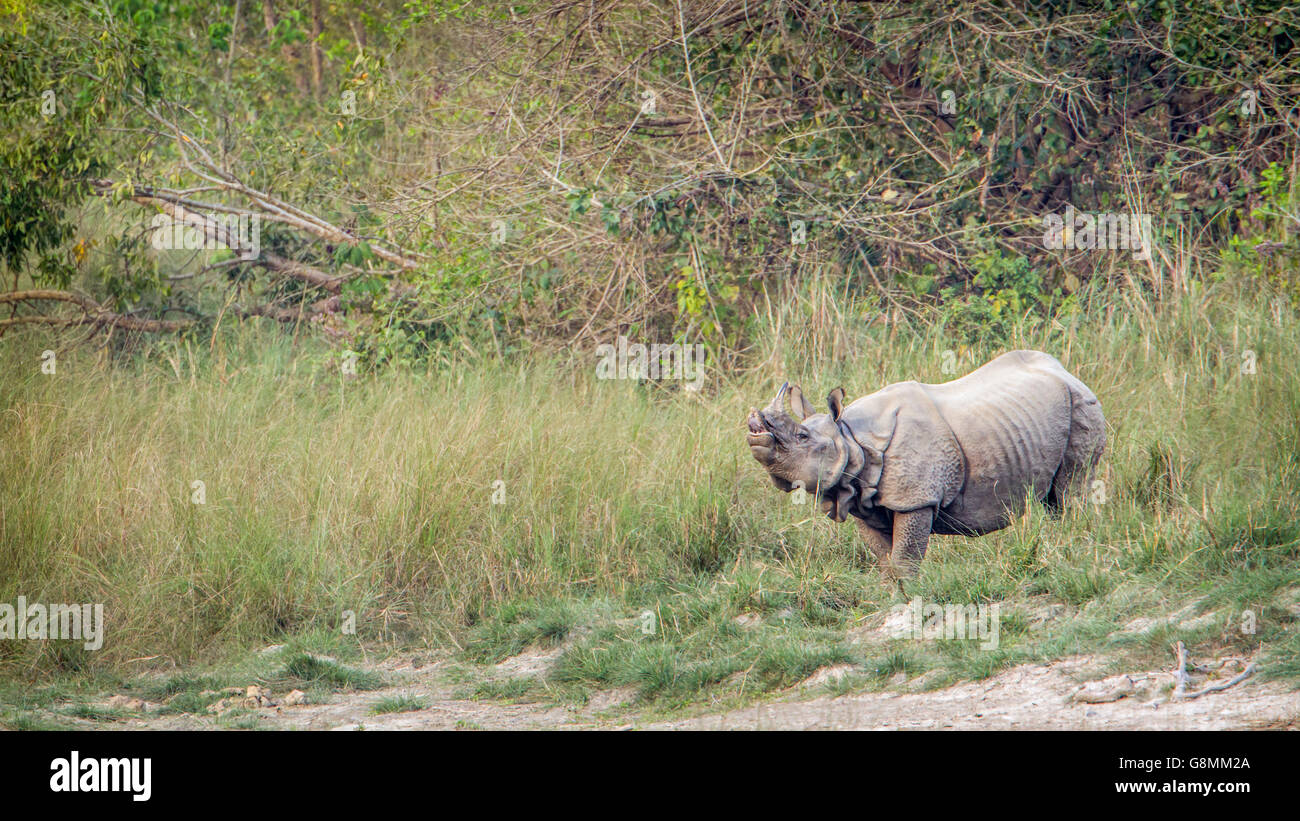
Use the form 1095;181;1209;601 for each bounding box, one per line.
852;518;892;569
889;507;934;580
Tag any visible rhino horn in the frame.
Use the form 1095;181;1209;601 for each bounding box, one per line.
764;382;791;416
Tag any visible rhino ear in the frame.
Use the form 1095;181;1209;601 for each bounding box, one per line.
786;385;816;421
827;387;846;421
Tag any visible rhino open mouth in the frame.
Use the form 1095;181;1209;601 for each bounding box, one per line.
746;409;773;447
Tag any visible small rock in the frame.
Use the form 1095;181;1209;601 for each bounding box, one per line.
733;614;762;628
105;695;147;712
243;685;276;708
206;698;236;715
283;689;309;706
258;644;287;656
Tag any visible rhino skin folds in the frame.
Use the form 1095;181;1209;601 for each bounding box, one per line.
745;350;1106;580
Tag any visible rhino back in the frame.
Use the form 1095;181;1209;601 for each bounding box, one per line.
925;351;1081;532
839;351;1102;534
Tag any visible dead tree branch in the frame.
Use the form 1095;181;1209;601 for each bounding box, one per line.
0;290;195;334
1170;641;1258;702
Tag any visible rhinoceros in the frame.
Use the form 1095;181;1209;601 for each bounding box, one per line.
745;350;1105;581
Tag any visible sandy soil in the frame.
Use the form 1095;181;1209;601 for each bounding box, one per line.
69;647;1299;731
644;657;1299;730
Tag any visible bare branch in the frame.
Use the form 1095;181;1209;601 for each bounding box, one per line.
0;290;195;334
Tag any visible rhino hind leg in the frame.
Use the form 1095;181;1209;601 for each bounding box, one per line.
1044;469;1074;517
1045;387;1107;515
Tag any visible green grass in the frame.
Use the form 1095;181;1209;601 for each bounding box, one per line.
158;690;227;715
216;710;262;730
467;677;539;701
276;654;384;691
59;704;129;722
462;599;589;664
1;278;1298;715
371;693;428;714
1;710;75;731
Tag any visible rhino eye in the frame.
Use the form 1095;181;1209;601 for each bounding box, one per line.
796;430;809;442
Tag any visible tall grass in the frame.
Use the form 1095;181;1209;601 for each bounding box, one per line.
1;279;1297;691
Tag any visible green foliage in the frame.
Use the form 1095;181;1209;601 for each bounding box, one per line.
1219;161;1300;302
0;3;165;276
939;251;1065;344
4;0;1299;361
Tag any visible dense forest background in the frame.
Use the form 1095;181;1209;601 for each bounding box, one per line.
3;0;1297;368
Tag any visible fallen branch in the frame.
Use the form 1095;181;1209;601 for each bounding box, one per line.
101;190;347;295
1170;641;1258;702
0;290;194;334
131;103;425;271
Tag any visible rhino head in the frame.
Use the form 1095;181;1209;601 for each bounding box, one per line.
746;383;864;522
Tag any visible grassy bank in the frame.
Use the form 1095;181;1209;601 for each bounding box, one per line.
1;278;1298;714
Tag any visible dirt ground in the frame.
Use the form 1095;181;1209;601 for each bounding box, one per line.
648;658;1299;730
67;647;1300;731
